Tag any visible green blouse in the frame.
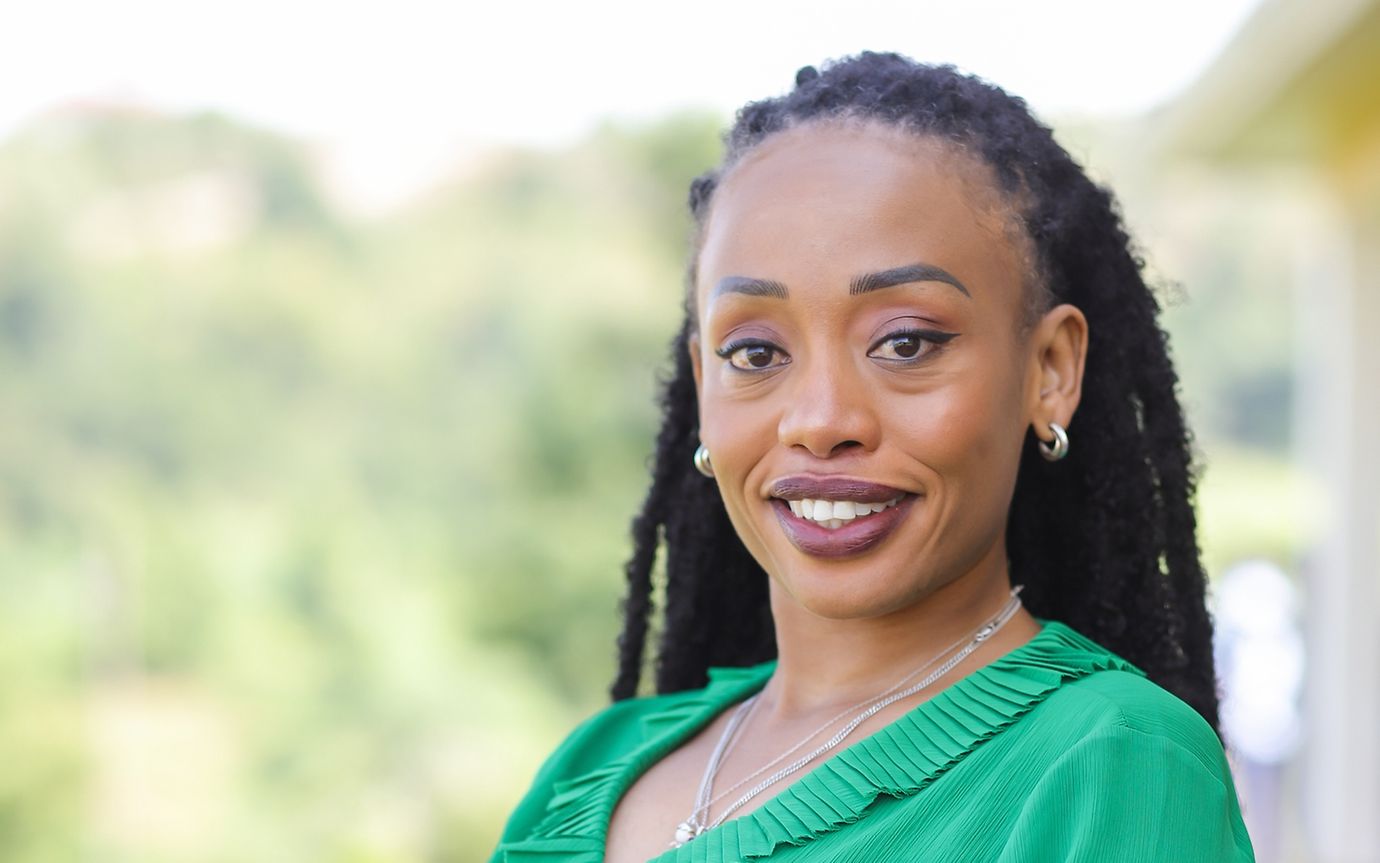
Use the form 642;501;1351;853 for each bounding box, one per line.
490;619;1255;861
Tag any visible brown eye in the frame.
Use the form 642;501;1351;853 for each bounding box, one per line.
720;341;789;371
889;334;921;359
869;333;925;361
867;329;957;363
743;346;775;367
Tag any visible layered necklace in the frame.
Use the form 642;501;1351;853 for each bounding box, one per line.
671;586;1025;848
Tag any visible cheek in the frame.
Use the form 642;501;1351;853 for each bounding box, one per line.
698;388;778;497
697;395;783;567
698;366;779;449
891;365;1025;492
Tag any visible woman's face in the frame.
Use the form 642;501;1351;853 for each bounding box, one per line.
690;120;1072;621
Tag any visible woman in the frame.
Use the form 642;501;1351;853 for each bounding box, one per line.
490;53;1255;862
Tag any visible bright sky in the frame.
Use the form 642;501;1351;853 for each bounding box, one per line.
2;0;1264;207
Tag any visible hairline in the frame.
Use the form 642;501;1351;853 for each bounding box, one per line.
684;114;1056;340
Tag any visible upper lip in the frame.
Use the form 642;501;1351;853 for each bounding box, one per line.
767;475;912;503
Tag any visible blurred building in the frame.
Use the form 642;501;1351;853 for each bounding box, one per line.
1155;0;1380;860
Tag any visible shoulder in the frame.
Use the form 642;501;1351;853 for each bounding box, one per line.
993;663;1253;859
1033;664;1228;780
1014;620;1225;774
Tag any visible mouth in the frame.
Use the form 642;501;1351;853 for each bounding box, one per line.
783;495;905;529
767;476;919;559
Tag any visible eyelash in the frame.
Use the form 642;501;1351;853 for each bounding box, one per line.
715;328;957;372
716;339;790;372
868;328;958;363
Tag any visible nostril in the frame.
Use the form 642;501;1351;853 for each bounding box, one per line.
789;438;866;459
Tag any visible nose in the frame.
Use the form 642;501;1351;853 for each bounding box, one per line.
776;356;882;459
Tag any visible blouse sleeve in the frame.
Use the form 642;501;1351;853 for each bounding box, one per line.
994;724;1255;862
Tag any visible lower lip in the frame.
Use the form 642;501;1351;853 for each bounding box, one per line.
771;495;919;559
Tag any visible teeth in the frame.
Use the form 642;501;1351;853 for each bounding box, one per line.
787;495;904;528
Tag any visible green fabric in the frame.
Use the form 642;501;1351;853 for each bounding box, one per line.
490;619;1255;862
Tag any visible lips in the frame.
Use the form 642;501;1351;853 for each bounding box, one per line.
768;476;919;559
769;476;908;503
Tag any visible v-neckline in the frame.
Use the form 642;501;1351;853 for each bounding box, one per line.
508;618;1143;862
608;617;1071;860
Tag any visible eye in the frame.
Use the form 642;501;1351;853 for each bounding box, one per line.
867;329;957;363
717;340;790;371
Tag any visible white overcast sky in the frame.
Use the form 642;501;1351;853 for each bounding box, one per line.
1;0;1263;205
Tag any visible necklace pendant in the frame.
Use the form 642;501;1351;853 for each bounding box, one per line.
672;819;702;847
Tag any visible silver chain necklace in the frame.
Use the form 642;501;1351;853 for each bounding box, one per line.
671;587;1025;848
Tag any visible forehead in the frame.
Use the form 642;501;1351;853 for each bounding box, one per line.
696;120;1027;305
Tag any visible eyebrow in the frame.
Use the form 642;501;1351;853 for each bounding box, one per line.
711;275;789;299
850;262;970;298
711;262;970;301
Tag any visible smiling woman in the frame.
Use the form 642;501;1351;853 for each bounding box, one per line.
489;53;1255;862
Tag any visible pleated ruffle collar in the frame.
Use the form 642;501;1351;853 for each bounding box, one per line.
498;618;1144;862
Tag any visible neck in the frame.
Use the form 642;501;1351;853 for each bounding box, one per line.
759;551;1042;719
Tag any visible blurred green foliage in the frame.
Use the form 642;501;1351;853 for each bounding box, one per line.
0;107;720;862
0;107;1304;861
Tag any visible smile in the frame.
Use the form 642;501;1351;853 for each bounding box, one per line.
785;496;904;529
766;476;919;559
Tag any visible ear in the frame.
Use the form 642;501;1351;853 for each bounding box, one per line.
1025;303;1088;443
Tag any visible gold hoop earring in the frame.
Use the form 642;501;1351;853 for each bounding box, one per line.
693;443;715;478
1038;421;1069;462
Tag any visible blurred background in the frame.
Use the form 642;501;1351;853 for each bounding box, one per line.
1;1;1376;861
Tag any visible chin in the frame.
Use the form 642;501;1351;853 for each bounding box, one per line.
774;563;937;622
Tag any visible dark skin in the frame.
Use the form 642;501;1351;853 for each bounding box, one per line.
604;120;1088;863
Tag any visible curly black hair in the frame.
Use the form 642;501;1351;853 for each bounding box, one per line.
610;52;1220;734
